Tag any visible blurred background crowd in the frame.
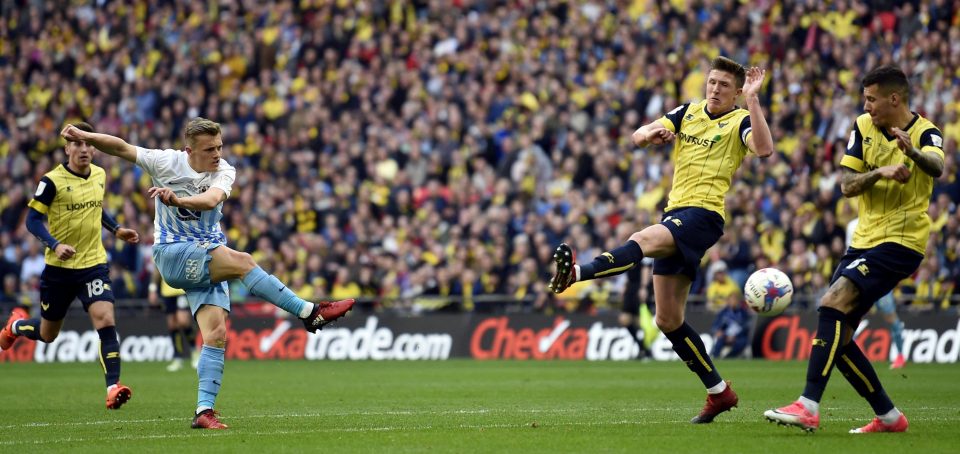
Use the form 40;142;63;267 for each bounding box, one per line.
1;0;958;316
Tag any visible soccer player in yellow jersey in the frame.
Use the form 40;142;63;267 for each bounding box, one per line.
549;56;774;424
0;122;141;409
765;65;944;433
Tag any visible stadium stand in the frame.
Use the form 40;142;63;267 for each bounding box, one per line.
0;0;957;316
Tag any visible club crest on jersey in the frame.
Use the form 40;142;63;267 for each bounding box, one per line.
185;182;211;194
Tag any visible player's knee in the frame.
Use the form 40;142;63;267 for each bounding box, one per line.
91;313;116;328
630;226;673;256
234;251;256;274
654;313;682;332
202;325;228;347
819;292;851;312
628;231;646;248
239;251;256;268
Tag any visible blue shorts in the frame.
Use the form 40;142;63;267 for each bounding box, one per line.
831;242;922;323
153;242;230;316
874;292;896;315
653;207;725;281
39;264;114;321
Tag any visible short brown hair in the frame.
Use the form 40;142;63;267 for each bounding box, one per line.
64;121;94;143
73;121;94;133
711;56;746;88
183;117;221;146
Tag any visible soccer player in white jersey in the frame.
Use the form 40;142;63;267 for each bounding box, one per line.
61;118;355;429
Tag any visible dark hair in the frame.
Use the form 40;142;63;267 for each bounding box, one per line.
711;56;746;88
861;65;910;101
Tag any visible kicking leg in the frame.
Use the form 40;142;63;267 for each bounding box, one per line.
550;224;675;293
208;246;354;332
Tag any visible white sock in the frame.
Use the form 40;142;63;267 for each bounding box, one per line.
706;381;727;394
573;265;581;282
878;407;901;424
107;384;117;392
298;304;313;318
798;396;819;414
196;406;212;415
9;320;19;335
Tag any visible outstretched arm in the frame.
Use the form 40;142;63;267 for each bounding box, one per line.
631;121;675;148
61;124;138;163
742;67;774;158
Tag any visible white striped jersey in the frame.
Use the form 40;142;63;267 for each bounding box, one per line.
136;147;236;245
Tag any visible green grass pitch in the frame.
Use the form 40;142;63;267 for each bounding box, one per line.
1;360;958;453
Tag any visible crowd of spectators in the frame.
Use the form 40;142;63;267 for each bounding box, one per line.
1;0;958;316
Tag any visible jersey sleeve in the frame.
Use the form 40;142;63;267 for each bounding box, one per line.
210;164;236;199
840;122;866;172
27;176;57;214
919;128;945;159
738;115;753;148
658;103;690;133
135;146;174;177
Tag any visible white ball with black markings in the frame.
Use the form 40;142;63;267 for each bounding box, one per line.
744;268;794;316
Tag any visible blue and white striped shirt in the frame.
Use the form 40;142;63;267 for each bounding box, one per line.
136;147;236;245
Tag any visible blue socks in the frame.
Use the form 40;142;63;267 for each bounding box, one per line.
197;345;225;410
891;319;904;355
241;266;310;317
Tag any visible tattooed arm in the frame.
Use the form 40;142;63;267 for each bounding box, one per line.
891;127;944;178
902;146;944;178
840;165;910;198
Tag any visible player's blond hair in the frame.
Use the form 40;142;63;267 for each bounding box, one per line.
183;117;221;146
